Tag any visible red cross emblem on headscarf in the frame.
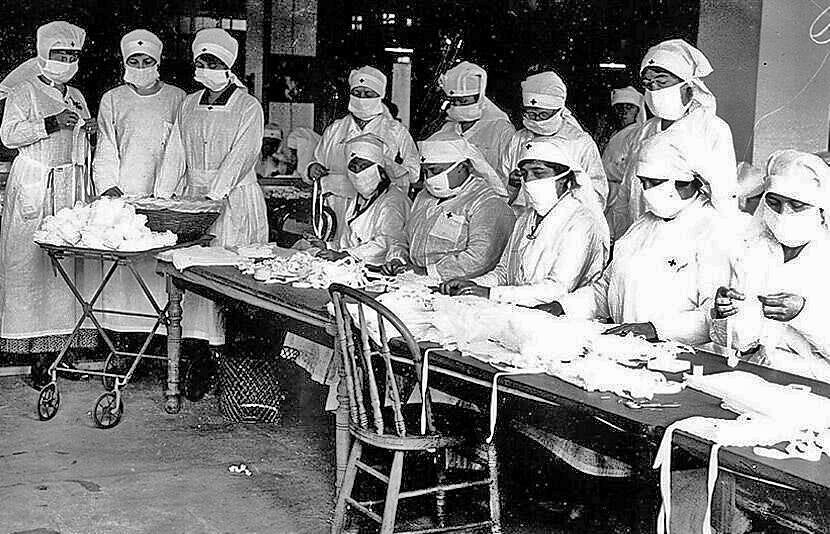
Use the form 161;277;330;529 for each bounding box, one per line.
70;41;75;46
530;98;537;105
359;78;365;84
138;41;144;46
525;143;533;150
648;58;656;64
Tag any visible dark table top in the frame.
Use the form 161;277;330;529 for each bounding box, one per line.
154;261;830;494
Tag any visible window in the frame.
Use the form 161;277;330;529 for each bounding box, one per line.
231;19;247;31
405;17;414;27
381;12;396;25
351;14;363;31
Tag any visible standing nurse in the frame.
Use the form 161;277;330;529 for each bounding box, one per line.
155;28;267;345
95;29;185;335
0;21;97;384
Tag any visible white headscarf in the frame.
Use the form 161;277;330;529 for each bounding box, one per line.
640;39;716;112
765;150;830;210
349;66;387;98
121;29;162;63
418;131;508;196
37;21;85;61
440;61;486;97
346;132;386;165
521;71;566;109
192;28;244;88
611;86;643;108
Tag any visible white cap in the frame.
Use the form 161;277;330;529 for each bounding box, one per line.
192;28;238;68
611;86;643;107
440;61;487;98
121;29;162;63
37;21;85;60
521;71;566;109
517;138;577;170
635;133;696;182
640;39;713;81
765;149;830;209
349;66;386;98
346;133;386;164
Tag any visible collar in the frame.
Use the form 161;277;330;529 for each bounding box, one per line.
199;83;237;106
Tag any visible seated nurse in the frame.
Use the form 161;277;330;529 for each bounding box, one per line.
440;137;610;306
382;133;516;281
710;150;830;383
539;131;730;346
304;133;411;265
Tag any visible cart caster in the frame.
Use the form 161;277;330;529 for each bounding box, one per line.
164;395;181;414
37;382;60;421
102;352;129;390
93;391;123;429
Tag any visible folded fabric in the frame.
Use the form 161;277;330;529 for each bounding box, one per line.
159;245;242;271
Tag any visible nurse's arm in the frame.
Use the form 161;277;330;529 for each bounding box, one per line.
208;101;264;200
0;87;48;149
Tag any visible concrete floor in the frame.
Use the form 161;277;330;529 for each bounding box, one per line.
0;367;632;534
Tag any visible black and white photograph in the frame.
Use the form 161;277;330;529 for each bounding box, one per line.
0;1;829;532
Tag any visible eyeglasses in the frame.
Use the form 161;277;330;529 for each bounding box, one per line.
522;108;560;121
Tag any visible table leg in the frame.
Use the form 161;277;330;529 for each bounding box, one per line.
632;442;660;534
335;341;350;490
165;276;184;414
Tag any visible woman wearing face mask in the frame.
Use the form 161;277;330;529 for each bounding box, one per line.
307;66;419;242
605;39;737;241
538;133;731;346
428;61;514;191
0;21;98;386
382;133;515;280
92;30;185;336
710;150;830;383
301;133;410;265
500;71;608;209
154;28;267;347
440;138;610;306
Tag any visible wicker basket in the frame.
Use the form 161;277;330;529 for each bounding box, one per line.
218;354;284;424
136;208;220;241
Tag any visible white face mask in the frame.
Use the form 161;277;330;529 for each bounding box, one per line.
523;114;563;136
524;170;570;215
348;96;383;120
424;161;463;198
446;103;483;122
348;164;382;198
40;59;79;84
194;68;230;91
644;84;689;120
763;204;821;247
642;180;697;219
124;64;160;90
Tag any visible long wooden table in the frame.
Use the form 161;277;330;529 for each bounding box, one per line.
156;261;830;532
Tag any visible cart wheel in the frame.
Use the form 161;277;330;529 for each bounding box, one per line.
102;353;128;390
93;391;123;429
183;354;218;402
37;383;60;421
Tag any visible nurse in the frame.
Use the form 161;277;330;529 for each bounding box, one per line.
605;39;737;240
540;132;731;347
383;133;515;281
0;21;96;384
711;150;830;383
307;66;419;241
95;29;185;335
602;86;643;231
155;28;267;345
441;138;609;307
303;133;410;265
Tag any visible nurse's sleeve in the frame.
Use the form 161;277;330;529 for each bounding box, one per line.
473;228;515;288
559;265;611;320
208;101;264;200
489;213;605;307
0;85;48;149
707;119;738;213
787;282;830;357
388;125;420;184
92;92;120;193
305;123;336;181
153;109;187;198
579;136;609;209
497;133;520;185
344;193;411;264
429;198;516;281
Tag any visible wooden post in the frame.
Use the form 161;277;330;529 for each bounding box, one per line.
165;276;184;414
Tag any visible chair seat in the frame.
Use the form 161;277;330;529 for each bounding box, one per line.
350;404;489;452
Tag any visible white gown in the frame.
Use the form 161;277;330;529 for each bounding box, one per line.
602;122;640;232
331;186;411;266
155;86;268;345
499;114;609;209
390;175;516;281
473;194;609;307
559;197;731;346
0;79;92;350
94;82;185;333
309;110;419;241
709;217;830;383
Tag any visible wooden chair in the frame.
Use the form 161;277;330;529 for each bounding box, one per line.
329;283;501;534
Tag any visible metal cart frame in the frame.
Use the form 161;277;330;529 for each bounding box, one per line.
35;238;209;428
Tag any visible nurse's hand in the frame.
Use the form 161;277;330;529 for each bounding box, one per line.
381;258;410;276
714;287;745;319
534;301;565;316
307;163;329;181
603;322;658;341
55;109;79;129
82;120;98;136
507;169;523;205
101;186;123;198
316;249;348;261
440;279;489;298
758;293;805;322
